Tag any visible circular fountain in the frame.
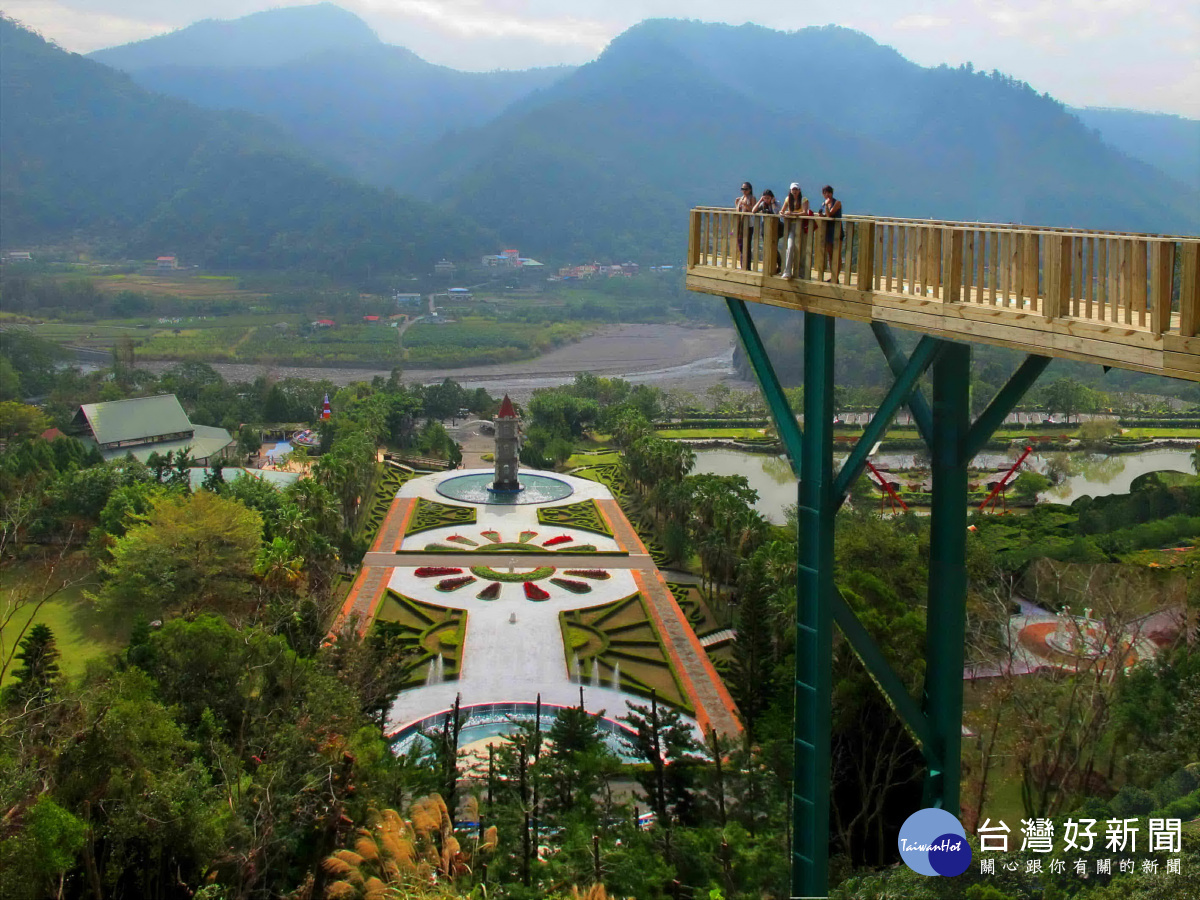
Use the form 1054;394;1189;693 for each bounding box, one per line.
436;393;575;504
436;471;574;505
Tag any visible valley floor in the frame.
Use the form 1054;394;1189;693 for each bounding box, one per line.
138;323;745;401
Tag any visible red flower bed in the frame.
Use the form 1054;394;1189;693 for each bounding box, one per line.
481;530;501;542
415;566;462;577
544;535;574;546
447;535;478;546
524;581;550;601
437;576;476;592
564;569;611;580
550;577;591;594
477;582;501;601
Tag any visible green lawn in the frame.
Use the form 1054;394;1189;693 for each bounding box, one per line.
566;450;622;467
654;428;773;439
0;557;126;688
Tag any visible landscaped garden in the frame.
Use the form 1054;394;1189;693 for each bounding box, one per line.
356;464;420;544
416;527;618;555
558;593;692;712
408;564;615;602
374;591;467;688
536;499;613;537
404;497;477;536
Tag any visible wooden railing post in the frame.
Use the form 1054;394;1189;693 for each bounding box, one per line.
944;228;964;304
1181;242;1200;338
1150;242;1176;335
858;221;875;290
764;214;780;278
1044;234;1072;319
689;210;703;268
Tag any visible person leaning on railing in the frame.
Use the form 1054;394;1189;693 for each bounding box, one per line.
753;189;782;275
780;183;805;279
819;185;843;281
735;181;756;268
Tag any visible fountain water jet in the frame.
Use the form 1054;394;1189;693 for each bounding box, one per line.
611;661;621;691
425;654;445;686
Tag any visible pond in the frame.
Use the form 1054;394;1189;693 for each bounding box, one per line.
1034;448;1196;504
691;447;1199;523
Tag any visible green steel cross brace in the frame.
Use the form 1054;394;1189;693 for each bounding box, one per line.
723;299;1049;897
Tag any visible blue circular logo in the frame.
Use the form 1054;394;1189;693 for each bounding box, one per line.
898;808;970;876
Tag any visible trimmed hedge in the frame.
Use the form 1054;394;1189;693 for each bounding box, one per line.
537;499;614;537
405;497;477;536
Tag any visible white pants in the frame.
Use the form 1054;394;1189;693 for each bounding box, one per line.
783;223;799;277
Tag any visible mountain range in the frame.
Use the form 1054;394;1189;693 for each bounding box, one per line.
2;5;1196;271
0;14;492;273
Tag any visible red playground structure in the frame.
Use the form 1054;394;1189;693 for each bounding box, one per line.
866;459;908;513
979;445;1035;513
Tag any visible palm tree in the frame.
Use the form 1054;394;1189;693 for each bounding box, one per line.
255;536;304;595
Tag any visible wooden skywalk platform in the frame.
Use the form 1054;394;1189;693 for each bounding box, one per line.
686;208;1200;382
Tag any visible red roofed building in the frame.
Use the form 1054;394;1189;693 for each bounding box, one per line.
313;319;335;327
497;395;517;419
363;315;381;323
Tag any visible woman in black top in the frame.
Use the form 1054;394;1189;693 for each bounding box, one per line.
819;185;843;281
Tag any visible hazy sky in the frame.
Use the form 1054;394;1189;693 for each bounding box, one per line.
7;0;1199;117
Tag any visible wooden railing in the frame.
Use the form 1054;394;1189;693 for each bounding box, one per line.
688;208;1200;339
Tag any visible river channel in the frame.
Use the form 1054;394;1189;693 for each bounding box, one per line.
691;447;1198;525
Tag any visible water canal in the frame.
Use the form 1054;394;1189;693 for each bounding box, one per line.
691;447;1198;525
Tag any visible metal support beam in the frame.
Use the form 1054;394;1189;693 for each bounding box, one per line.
726;297;804;476
965;355;1052;459
830;588;937;753
794;312;835;899
833;336;942;508
871;322;934;445
922;341;971;812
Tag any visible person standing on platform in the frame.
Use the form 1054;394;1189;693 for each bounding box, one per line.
753;189;782;274
819;185;843;281
780;183;805;279
735;181;756;269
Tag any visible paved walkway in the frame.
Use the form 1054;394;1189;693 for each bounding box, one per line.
634;569;742;737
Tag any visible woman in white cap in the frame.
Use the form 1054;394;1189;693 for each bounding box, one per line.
780;183;804;279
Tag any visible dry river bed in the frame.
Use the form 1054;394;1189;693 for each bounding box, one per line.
139;324;750;401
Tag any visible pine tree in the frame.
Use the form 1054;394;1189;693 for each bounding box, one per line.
8;623;60;705
619;693;701;827
729;564;776;744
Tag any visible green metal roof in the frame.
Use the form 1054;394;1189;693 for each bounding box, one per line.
77;395;192;445
93;424;233;463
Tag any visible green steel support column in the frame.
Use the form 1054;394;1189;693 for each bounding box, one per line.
922;340;971;812
794;312;835;899
871;322;934;445
966;355;1051;459
726;297;804;476
833;336;942;508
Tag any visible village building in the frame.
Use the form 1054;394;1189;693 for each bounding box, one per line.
68;394;233;463
155;256;178;269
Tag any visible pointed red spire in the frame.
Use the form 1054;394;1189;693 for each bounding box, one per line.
497;394;517;419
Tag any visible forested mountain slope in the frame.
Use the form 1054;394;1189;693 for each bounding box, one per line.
0;17;493;273
396;20;1200;260
89;3;573;184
